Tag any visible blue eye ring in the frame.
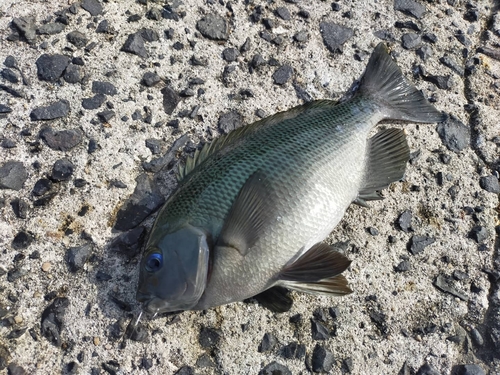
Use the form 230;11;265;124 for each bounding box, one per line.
145;252;163;273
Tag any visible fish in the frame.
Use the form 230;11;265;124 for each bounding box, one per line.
136;43;446;314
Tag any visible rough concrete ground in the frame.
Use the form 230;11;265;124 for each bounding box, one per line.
0;0;499;374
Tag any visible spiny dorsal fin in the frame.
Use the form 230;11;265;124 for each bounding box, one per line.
176;100;337;181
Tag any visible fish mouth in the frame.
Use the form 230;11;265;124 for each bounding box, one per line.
137;293;190;315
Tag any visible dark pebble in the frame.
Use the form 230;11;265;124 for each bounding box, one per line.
66;31;88;48
218;110;243;134
455;364;485;375
40;127;83;151
398;210;413;232
258;332;277;353
32;178;52;196
7;363;26;375
222;47;239;62
293;30;309;42
373;29;397;41
121;32;147;58
11;17;37;44
394;260;410;272
36;54;70;82
33;192;57;207
479;175;500;194
81;0;103;16
240;37;251;52
395;20;420;31
433;274;468;301
145;139;161;155
416;363;440;375
369;309;388;335
63;64;83;84
311;320;330;340
146;8;162;21
96;270;112;281
51;159;74;182
0;104;13;113
140;356;154;370
196;14;229;40
394;0;425;19
401;33;422;49
436;116;469;152
319;22;353;53
140;29;159;43
66;244;93;272
424;74;453;90
101;360;120;375
0;84;24;98
11;230;33;250
272;65;293;85
298;10;310;19
259;362;292;375
97;110;115;123
408;235;435;255
342;357;354;373
37;22;65;35
109;226;146;260
281;342;305;359
88;139;98;153
1;68;19;84
30;100;70;121
0;161;27;190
109;180;127;188
439;55;464;76
417;45;433;60
141;72;161;87
468;226;488;243
367;227;379;236
312;344;334;373
275;7;291;20
82;94;106;110
469;328;484;346
175;366;195;375
452;270;468;281
10;198;29;219
113;174;164;231
41;297;69;347
161;86;180;115
195;353;214;368
92;81;117;96
250;54;266;69
199;326;221;348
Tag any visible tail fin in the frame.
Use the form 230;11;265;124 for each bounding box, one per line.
357;43;447;123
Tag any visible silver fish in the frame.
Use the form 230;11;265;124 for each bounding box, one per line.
136;43;446;314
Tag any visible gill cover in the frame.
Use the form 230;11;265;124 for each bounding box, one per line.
137;225;210;314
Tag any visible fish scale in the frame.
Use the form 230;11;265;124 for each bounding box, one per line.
137;43;447;314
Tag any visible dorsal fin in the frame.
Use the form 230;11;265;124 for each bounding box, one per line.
176;100;337;181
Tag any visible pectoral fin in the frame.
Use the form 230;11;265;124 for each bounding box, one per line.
217;171;275;256
278;242;352;296
252;286;293;313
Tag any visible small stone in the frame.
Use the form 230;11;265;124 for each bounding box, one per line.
122;33;147;58
367;227;379;236
66;244;93;272
275;7;291;20
7;363;26;375
1;139;16;148
141;72;161;87
12;17;37;43
281;342;305;359
259;362;292;375
12;231;34;250
1;68;19;84
394;0;426;19
63;64;83;84
470;328;484;347
11;198;29;219
369;309;388;336
218;111;243;134
394;260;410;272
320;22;353;53
272;65;293;85
139;28;159;43
41;262;51;272
66;31;88;48
146;8;162;21
455;364;485;375
196;14;228;41
0;161;27;191
342;357;354;373
81;0;103;16
312;344;334;373
373;29;397;41
250;54;266;69
30;100;70;121
293;30;309;42
436;116;469;152
36;54;70;82
51;159;74;182
37;22;65;35
145;139;161;155
402;33;422;49
41;297;69;347
439;55;464;76
479;175;500;194
92;81;117;96
195;353;214;368
175;366;194;375
258;333;277;353
161;86;180;115
82;94;106;110
0;104;13;113
108;226;146;260
416;45;433;60
311;320;330;340
408;235;435;255
424;74;452;90
398;210;413;232
40;127;83;151
199;326;221;348
433;274;468;301
222;47;239;62
97;110;115;123
240;37;251;52
95;271;112;281
468;226;488;243
32;178;52;196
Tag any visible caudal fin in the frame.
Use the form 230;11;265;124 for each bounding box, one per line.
358;43;447;123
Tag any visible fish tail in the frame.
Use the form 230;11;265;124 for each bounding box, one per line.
357;43;447;123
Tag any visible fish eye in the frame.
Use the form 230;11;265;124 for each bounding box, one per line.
145;252;163;273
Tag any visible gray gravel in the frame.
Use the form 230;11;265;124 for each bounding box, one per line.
0;0;499;374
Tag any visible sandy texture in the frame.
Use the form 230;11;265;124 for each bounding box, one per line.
0;0;499;374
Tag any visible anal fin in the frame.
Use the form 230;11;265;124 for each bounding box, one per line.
358;128;409;202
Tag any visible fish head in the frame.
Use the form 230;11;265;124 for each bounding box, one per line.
136;224;210;314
